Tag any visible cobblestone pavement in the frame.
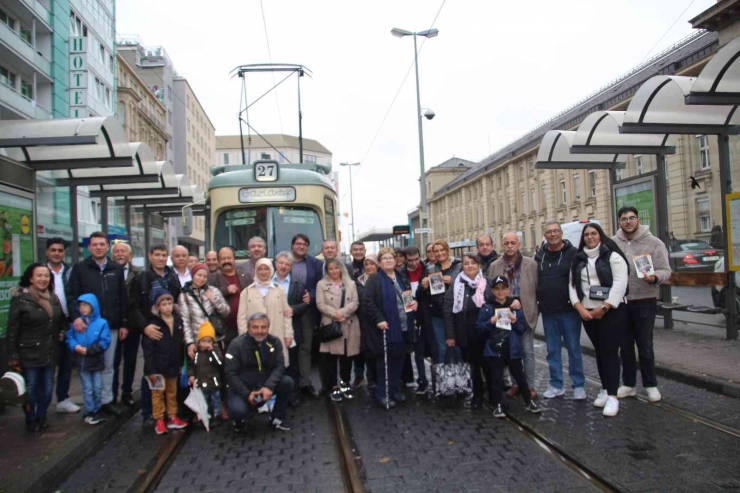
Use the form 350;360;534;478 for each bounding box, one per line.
344;388;599;493
55;414;165;493
153;391;343;493
532;341;740;429
514;345;740;492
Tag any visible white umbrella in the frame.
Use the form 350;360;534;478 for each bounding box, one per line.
184;387;210;431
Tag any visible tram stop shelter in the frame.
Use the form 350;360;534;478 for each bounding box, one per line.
536;35;740;339
0;116;202;265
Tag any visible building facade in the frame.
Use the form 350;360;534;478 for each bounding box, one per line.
418;29;731;256
215;134;332;167
173;77;215;252
116;53;167;160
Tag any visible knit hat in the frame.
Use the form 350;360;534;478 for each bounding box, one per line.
191;263;208;278
197;321;216;342
364;254;379;266
151;287;173;308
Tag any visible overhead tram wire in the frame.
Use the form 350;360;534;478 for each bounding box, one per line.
259;0;289;160
639;0;698;64
339;0;447;205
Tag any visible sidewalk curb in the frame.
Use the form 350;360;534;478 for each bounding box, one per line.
26;395;141;493
533;334;740;400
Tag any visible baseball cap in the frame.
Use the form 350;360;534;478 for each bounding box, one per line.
492;275;509;287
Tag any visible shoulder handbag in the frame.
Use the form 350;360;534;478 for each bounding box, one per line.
586;264;610;301
189;289;227;337
317;287;345;343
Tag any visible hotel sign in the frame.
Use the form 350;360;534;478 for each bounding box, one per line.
69;37;88;117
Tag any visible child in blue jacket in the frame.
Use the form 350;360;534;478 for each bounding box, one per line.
476;276;542;418
66;293;111;425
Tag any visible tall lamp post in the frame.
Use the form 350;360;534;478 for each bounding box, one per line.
391;27;438;248
340;161;360;244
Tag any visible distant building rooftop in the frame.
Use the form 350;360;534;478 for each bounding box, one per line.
215;134;332;156
428;157;476;172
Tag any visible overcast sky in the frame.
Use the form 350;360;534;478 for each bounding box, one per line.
117;0;714;250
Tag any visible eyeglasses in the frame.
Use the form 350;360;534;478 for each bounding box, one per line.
293;242;308;247
544;229;562;235
619;216;638;223
380;256;395;262
583;232;600;238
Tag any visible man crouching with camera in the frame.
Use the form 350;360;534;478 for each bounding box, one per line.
226;312;294;433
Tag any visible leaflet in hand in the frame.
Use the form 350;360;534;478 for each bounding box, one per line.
429;272;445;295
495;308;512;331
147;374;166;391
402;290;415;312
632;253;655;279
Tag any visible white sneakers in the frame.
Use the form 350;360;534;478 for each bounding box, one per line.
543;386;565;399
617;386;637;398
573;387;587;400
646;387;662;402
603;396;619;417
56;398;81;413
618;385;662;402
593;389;608;408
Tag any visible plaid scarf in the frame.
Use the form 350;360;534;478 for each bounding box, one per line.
502;253;523;297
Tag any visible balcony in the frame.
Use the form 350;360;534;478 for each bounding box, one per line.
0;21;51;77
0;82;51;119
19;0;51;27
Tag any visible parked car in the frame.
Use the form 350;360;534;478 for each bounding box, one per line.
667;239;723;273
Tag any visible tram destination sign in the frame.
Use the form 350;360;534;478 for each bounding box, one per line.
239;187;296;203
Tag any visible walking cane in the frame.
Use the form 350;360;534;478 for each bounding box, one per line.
383;329;389;410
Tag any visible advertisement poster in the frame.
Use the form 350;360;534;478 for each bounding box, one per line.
0;192;34;338
726;193;740;271
615;178;656;235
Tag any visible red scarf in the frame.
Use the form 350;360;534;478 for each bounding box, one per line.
406;265;423;283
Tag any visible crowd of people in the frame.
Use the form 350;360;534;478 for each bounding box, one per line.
5;205;670;433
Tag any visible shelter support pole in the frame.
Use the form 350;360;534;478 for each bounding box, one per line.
124;205;131;236
718;134;738;340
101;197;108;236
656;152;673;330
70;186;79;265
144;209;151;270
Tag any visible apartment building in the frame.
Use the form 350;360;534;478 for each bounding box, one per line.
173;77;215;253
215;134;332;167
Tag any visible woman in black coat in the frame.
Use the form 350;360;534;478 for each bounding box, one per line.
362;248;417;409
6;263;65;431
356;254;379;388
443;253;489;408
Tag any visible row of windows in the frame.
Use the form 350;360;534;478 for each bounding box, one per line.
0;64;33;100
1;7;32;45
71;12;114;74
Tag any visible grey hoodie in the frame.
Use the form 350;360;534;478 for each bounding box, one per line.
612;226;672;301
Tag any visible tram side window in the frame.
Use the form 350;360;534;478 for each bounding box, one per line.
324;196;336;241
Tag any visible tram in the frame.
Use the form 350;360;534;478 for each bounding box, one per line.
187;160;338;260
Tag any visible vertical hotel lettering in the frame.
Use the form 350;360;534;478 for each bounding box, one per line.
69;37;88;118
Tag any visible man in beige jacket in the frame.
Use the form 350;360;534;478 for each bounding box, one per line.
487;232;539;399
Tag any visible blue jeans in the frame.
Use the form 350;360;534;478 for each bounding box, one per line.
79;370;103;415
228;375;294;421
542;311;585;389
430;316;447;364
23;364;55;422
55;343;73;402
203;389;222;418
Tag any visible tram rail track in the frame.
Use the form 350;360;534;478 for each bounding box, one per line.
534;356;740;440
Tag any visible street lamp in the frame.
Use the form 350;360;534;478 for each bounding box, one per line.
391;27;438;247
340;161;360;244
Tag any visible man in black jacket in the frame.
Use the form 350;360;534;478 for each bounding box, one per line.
534;221;586;401
66;232;127;417
476;234;499;273
128;244;181;424
226;312;294;432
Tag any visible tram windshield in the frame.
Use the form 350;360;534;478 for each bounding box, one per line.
214;206;323;259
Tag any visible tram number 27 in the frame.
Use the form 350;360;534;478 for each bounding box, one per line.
254;162;279;182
